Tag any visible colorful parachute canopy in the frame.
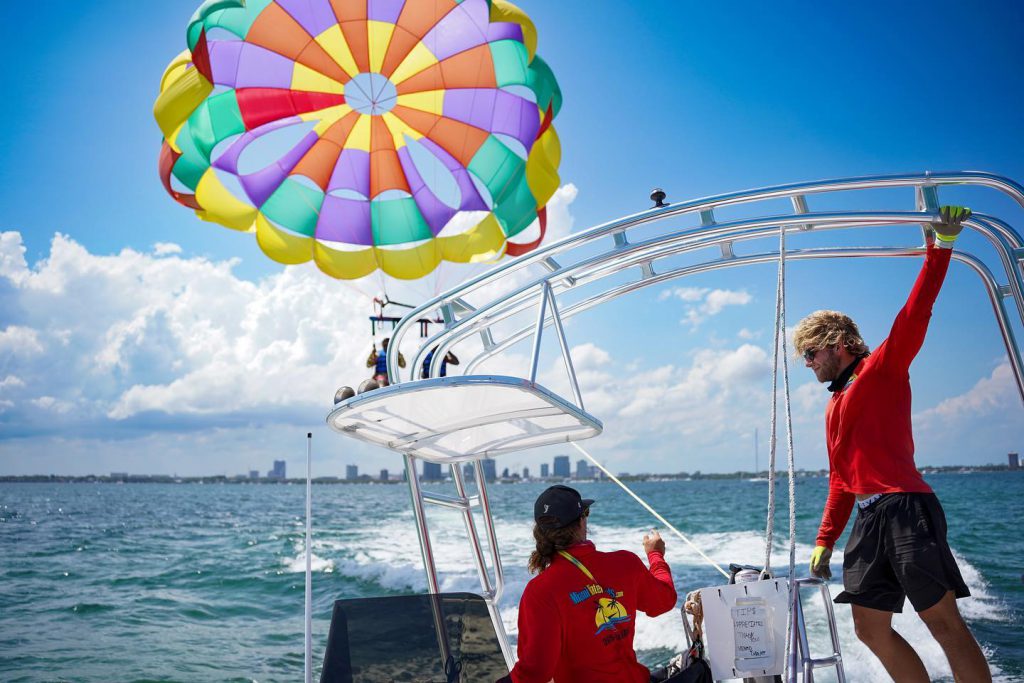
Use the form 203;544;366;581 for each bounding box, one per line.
155;0;562;281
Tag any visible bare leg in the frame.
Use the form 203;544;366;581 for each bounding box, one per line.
851;604;929;683
918;591;991;683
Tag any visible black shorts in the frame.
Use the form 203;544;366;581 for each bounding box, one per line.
835;493;970;613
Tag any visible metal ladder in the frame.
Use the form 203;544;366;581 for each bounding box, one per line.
787;577;847;683
402;454;516;670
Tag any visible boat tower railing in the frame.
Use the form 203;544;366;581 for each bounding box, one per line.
374;171;1024;678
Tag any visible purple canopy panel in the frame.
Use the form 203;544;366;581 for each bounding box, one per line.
368;0;406;24
418;138;488;212
235;43;297;89
443;89;497;131
328;149;371;199
207;41;244;87
443;90;538;150
275;0;340;38
421;0;489;61
490;92;539;149
238;130;319;207
397;147;457;234
486;21;523;43
317;195;374;246
213;117;305;174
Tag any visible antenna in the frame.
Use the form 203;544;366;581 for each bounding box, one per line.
754;427;759;477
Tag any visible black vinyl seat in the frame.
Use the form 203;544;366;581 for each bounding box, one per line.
320;592;509;682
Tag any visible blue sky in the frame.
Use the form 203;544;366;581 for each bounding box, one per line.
1;0;1022;476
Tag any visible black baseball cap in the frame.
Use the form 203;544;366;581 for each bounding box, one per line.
534;485;595;530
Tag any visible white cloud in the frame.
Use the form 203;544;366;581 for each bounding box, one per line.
0;326;44;356
919;361;1015;420
0;231;371;431
0;231;29;284
153;242;182;256
0;376;25;390
660;286;753;327
913;361;1022;463
30;396;75;414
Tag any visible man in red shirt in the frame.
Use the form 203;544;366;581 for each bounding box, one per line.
502;485;677;682
794;206;990;682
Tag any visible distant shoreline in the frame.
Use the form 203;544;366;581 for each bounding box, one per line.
1;464;1017;484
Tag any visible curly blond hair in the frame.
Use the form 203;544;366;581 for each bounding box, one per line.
792;310;870;358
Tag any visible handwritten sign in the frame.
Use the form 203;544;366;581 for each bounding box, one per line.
731;604;773;662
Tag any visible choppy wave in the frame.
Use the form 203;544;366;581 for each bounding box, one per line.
314;507;1016;682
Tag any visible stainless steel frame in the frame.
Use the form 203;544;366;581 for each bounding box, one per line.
789;577;846;683
373;172;1024;676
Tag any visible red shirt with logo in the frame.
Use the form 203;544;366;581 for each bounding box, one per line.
816;245;951;548
509;541;677;682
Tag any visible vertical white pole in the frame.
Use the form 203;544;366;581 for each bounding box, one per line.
304;432;313;683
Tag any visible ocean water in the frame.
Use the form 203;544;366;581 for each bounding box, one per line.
1;473;1021;682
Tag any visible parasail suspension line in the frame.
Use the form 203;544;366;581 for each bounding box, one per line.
571;442;729;579
762;224;799;678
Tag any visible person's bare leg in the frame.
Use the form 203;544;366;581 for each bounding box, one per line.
918;591;991;683
851;604;929;682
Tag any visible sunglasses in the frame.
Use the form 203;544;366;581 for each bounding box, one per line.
802;347;822;362
583;507;590;518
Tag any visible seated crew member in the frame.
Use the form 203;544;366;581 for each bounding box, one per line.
797;206;990;682
499;485;677;683
420;346;460;379
365;337;405;387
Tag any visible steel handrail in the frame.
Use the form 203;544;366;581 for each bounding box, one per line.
388;171;1024;381
408;213;1023;405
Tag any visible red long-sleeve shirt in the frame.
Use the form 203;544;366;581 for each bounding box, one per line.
509;541;677;683
816;245;951;549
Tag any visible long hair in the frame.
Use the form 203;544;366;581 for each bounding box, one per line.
528;519;582;574
792;310;870;358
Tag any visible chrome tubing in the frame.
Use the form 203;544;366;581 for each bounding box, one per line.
404;454;440;595
545;281;585;410
459;247;1024;406
473;459;505;604
449;462;495;599
387;171;1024;381
422;211;1022;381
423;212;937;379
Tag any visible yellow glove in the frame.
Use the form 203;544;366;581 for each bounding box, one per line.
809;545;833;580
931;205;972;244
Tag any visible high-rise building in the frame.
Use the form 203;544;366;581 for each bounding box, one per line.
346;465;359;480
540;463;549;478
1010;452;1020;470
501;467;510;479
248;470;259;480
553;455;570;478
380;469;389;482
463;463;475;481
576;459;589;479
482;458;497;483
422;462;443;481
522;467;530;480
267;460;286;479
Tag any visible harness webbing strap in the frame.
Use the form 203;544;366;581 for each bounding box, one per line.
558;550;596;581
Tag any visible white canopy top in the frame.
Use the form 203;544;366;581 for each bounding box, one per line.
326;376;602;463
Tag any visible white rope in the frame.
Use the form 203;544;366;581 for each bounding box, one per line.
571;442;730;579
763;225;800;678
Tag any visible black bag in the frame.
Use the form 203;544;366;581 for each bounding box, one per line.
651;643;713;683
661;657;712;683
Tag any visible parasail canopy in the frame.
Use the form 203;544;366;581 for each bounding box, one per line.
155;0;562;281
